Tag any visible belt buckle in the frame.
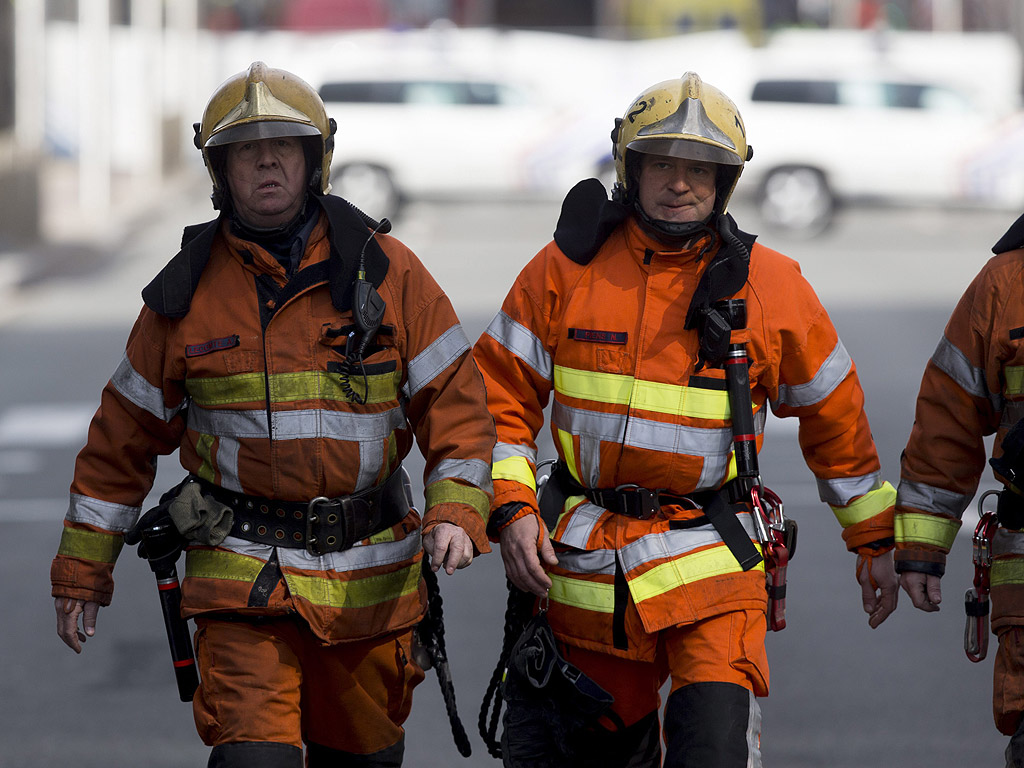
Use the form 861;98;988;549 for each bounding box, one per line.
614;484;659;520
306;497;349;556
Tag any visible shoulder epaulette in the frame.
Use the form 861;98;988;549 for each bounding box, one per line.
992;211;1024;254
141;218;220;318
553;178;630;264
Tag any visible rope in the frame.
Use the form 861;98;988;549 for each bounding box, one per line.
478;582;536;759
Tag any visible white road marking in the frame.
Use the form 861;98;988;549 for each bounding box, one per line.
0;404;95;447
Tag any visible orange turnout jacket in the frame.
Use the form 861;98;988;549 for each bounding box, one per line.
896;216;1024;632
51;196;494;643
473;194;894;660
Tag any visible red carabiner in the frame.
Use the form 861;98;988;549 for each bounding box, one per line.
964;509;998;662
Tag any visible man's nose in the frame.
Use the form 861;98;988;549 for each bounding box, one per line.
256;143;278;166
667;170;691;192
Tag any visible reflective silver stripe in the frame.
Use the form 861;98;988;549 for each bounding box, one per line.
772;340;852;409
357;439;385;492
896;479;971;518
816;471;882;507
486;311;553;381
551;402;765;489
405;323;471;398
557;501;608;549
493;442;537;464
111;353;185;422
993;528;1024;557
426;458;493;493
932;336;1002;411
66;493;140;533
579;434;601;487
556;548;616;575
216;437;243;493
214;527;422;573
188;405;406;441
619;513;758;573
746;690;763;768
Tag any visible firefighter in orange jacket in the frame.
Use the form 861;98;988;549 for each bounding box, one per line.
896;213;1024;767
50;62;494;767
472;73;898;766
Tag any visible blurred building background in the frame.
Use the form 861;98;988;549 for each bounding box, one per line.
1;0;1023;253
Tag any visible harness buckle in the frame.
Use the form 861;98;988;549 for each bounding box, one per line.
613;484;660;519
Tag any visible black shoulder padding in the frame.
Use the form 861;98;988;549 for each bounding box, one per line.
993;211;1024;254
141;218;221;318
318;194;390;312
553;178;630;264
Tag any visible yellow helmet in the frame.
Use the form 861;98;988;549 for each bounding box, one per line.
611;72;752;213
194;61;336;207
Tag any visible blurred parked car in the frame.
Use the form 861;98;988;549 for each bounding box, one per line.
733;31;1024;236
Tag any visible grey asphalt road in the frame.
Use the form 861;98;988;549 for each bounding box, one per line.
0;188;1013;766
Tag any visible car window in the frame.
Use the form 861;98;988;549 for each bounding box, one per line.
751;78;970;112
319;80;527;107
750;79;839;105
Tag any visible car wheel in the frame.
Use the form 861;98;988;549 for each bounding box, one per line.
757;166;835;237
332;163;400;221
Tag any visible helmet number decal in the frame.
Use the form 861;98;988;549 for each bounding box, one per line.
627;100;650;124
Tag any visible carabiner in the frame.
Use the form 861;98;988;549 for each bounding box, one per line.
964;586;991;662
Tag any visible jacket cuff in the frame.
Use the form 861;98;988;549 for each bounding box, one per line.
492;477;538;510
893;548;946;577
421;502;491;556
841;506;895;551
50;556;114;606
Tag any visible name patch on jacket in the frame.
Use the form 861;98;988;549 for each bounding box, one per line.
186;335;240;357
568;328;627;344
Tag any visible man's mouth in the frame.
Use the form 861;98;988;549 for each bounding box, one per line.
258;181;280;190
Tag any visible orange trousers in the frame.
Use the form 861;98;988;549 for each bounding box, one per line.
192;616;425;754
560;609;770;729
995;626;1024;735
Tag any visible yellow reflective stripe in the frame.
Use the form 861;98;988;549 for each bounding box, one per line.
57;527;124;564
287;562;421;609
368;527;397;544
632;380;730;419
186;370;400;406
724;452;738;484
425;479;489;519
553;365;730;419
186;548;265;582
992;558;1024;587
549;572;615;613
196;433;216;483
1007;366;1024;396
492;455;537;491
630;544;764;603
558;495;588;530
831;481;896;528
555;366;632;404
894;512;960;550
556;428;580;484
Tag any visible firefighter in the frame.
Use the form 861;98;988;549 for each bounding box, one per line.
472;72;899;767
896;211;1024;768
50;62;494;767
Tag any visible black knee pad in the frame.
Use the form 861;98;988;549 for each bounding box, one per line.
208;742;303;768
306;738;404;767
569;711;662;768
663;682;761;768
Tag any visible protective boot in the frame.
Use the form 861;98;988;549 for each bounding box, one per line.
207;741;303;767
663;682;762;768
306;738;404;767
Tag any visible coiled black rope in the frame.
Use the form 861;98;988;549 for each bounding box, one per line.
478;582;536;759
418;557;473;758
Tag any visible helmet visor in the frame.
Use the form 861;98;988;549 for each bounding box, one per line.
206;120;321;148
627;137;741;167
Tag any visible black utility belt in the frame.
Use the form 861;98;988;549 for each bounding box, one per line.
198;469;408;556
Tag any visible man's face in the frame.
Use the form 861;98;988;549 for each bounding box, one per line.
636;153;718;224
224;136;308;228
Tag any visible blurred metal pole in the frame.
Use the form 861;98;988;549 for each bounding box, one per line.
78;0;112;219
14;0;45;155
164;0;199;175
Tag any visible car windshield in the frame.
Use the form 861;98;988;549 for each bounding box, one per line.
318;79;527;106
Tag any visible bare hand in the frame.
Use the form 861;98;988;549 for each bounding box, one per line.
900;571;942;612
55;597;100;653
499;514;558;597
856;550;899;628
422;522;474;575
